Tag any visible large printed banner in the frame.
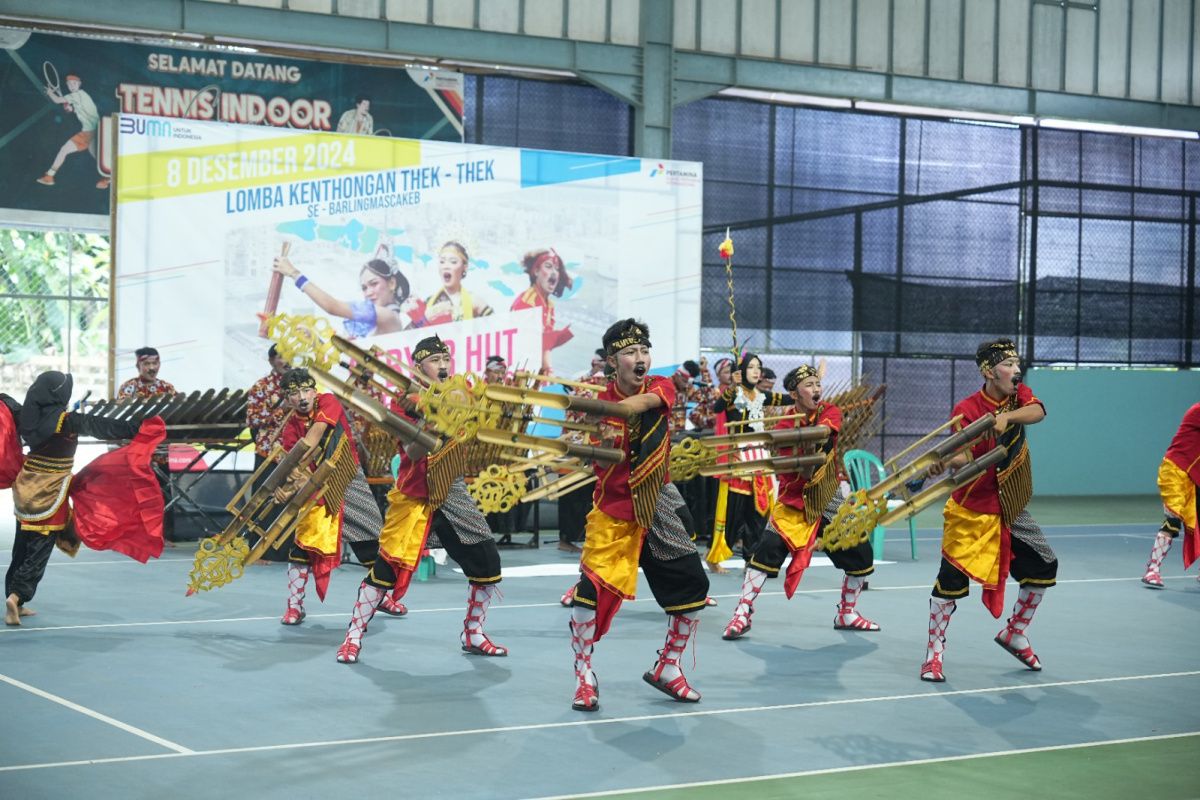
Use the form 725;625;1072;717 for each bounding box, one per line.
113;115;702;393
0;29;463;220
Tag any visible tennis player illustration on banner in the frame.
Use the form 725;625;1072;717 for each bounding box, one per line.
336;95;375;135
36;70;107;190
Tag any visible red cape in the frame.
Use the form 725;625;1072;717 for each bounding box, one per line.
70;417;167;563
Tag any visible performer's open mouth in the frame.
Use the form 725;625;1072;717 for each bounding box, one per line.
633;365;647;378
440;269;454;285
437;369;448;381
812;394;821;403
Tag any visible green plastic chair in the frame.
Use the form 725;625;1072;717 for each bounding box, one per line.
391;454;436;580
841;449;919;561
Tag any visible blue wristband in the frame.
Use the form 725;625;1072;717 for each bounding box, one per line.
295;274;309;290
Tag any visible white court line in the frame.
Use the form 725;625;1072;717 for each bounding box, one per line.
0;672;193;755
0;670;1195;774
1;574;1194;635
0;525;1165;571
525;730;1200;800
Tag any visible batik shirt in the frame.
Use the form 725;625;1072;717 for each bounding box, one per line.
246;370;287;458
117;377;176;399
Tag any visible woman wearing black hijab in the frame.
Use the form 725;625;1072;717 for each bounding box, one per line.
1;371;165;626
707;353;791;572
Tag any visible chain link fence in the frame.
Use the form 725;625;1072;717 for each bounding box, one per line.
678;97;1200;460
0;228;109;402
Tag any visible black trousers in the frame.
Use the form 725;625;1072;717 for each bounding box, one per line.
749;521;875;577
573;537;710;615
676;476;715;543
933;536;1059;599
5;524;57;605
557;480;592;544
724;488;768;561
364;511;502;590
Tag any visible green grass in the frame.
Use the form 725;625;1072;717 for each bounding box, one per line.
583;733;1200;800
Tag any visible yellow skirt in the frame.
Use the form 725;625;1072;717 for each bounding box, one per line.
378;487;433;573
294;503;341;559
941;497;1002;588
1158;458;1197;533
767;500;820;553
580;507;644;600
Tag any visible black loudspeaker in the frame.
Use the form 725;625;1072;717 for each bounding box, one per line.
168;470;243;542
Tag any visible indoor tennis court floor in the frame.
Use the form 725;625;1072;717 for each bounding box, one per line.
1;500;1197;799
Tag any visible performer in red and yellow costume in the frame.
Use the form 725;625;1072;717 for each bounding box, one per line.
567;319;710;713
722;364;880;641
333;335;507;664
275;368;383;626
706;352;791;572
921;339;1056;683
2;371;165;625
1141;402;1200;588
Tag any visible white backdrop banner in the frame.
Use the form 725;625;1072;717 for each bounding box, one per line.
113;114;702;392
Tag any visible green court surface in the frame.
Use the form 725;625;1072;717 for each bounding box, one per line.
576;733;1200;800
904;494;1161;530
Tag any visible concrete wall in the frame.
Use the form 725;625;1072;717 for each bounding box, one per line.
1027;367;1200;496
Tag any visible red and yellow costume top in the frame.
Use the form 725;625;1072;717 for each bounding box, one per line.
941;382;1044;617
579;375;675;638
377;399;466;596
756;403;842;597
279;393;358;599
1157;402;1200;569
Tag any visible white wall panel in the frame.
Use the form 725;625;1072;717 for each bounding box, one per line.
995;0;1028;87
927;0;962;80
700;0;738;53
1160;0;1191;104
338;0;382;19
741;0;779;58
1030;3;1062;90
856;0;890;72
1096;0;1128;97
568;0;608;42
386;0;428;24
524;0;564;38
892;0;927;75
433;0;475;29
674;0;698;49
961;0;995;84
1063;6;1095;96
779;0;817;62
238;0;285;9
1194;0;1200;104
1128;0;1161;100
610;0;641;45
817;0;854;66
289;0;333;13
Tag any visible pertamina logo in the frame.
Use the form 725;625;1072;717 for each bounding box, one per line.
648;161;699;185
